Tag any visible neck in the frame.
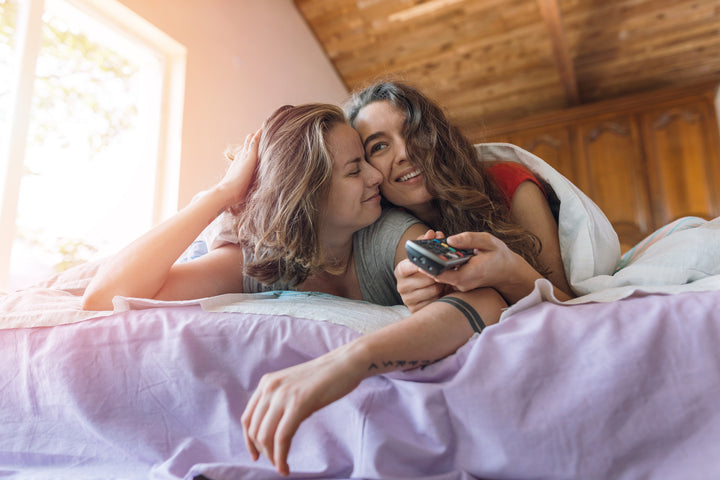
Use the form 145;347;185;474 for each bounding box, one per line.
318;230;354;275
299;228;362;300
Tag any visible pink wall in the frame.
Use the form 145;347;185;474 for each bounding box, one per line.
116;0;348;207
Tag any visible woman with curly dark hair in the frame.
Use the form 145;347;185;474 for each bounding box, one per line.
347;80;574;310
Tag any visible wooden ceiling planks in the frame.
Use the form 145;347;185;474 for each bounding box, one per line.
564;0;720;101
537;0;579;105
293;0;720;129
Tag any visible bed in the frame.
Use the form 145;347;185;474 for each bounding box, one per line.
2;144;720;480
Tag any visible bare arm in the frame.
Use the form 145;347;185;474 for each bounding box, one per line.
438;182;574;304
82;130;261;311
508;181;573;300
242;264;505;476
241;217;509;475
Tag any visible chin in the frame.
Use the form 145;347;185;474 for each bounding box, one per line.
360;207;382;228
387;192;431;210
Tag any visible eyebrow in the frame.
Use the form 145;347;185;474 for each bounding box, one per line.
362;132;384;150
345;157;361;169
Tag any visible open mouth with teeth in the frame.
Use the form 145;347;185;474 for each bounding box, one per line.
397;170;421;182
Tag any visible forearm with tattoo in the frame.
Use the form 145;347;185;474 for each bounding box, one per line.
367;357;442;372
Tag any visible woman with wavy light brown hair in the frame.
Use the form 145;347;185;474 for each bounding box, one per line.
347;80;574;310
82;103;425;310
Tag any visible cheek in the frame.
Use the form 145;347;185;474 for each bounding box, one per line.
323;187;342;214
369;157;392;181
327;182;358;213
379;185;404;205
378;178;393;194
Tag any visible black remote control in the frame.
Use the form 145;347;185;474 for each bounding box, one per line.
405;238;475;275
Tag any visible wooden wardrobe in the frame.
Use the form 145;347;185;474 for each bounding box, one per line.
470;82;720;252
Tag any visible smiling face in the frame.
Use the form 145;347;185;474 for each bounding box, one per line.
352;100;435;221
320;122;383;239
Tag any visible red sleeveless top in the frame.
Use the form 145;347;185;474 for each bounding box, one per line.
486;162;544;208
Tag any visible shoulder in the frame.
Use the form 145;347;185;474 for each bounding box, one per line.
486;162;545;205
381;207;422;224
359;208;423;237
353;209;423;305
353;208;423;269
486;162;541;186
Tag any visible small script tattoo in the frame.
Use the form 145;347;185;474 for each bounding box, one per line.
368;358;441;371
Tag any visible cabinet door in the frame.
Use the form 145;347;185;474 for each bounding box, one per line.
575;115;653;250
507;126;576;183
640;99;720;225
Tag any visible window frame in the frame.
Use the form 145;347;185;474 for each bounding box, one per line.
0;0;186;290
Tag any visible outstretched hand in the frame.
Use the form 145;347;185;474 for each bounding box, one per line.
241;349;364;476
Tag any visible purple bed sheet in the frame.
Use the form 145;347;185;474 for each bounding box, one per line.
3;289;720;479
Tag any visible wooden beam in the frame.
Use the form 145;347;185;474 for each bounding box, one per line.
537;0;580;105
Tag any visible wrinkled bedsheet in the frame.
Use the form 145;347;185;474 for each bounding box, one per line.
3;288;720;479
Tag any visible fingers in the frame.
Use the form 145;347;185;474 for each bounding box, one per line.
395;259;446;311
446;231;495;250
419;230;444;240
404;285;445;312
241;373;302;476
257;399;284;467
241;388;261;461
242;132;253;151
245;386;275;462
396;258;442;285
434;269;472;291
238;129;262;161
274;410;304;476
250;128;262;151
395;260;439;288
395;258;422;279
243;376;280;465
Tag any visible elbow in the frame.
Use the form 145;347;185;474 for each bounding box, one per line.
81;288;113;312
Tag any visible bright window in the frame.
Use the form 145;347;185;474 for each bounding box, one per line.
0;0;186;291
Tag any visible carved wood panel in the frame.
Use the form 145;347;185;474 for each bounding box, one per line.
640;100;720;225
575;115;653;250
507;126;576;183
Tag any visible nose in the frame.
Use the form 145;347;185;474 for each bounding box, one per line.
395;140;408;165
364;161;383;187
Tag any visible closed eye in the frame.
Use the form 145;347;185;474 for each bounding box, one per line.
347;157;362;176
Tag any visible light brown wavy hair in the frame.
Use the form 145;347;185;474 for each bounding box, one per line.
227;103;346;286
346;81;547;275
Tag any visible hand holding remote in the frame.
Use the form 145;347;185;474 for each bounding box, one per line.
405;238;475;275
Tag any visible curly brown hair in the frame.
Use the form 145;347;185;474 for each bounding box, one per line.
227;103;346;286
346;81;547;275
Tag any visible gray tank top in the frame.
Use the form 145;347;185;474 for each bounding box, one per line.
242;208;422;306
